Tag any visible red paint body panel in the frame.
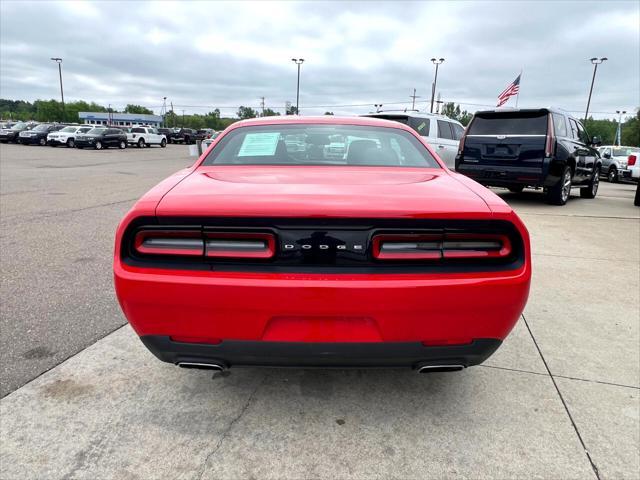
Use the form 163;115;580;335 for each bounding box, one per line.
114;116;531;362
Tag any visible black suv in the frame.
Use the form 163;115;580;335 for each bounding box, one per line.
171;128;196;144
75;127;127;150
456;108;602;205
0;122;29;143
18;123;64;146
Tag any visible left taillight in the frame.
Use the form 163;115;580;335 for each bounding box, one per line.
372;233;512;261
131;228;276;260
628;154;637;166
134;230;204;256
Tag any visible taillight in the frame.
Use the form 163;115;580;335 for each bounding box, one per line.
457;134;467;155
132;229;275;259
372;233;512;261
629;154;637;166
545;114;555;157
204;232;275;259
134;230;203;256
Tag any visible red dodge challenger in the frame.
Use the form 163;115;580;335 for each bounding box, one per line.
114;116;531;373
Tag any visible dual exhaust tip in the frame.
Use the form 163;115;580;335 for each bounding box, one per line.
177;361;465;373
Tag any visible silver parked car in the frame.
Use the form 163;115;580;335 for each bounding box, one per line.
598;145;639;182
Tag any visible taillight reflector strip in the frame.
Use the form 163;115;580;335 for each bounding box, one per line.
134;230;203;256
372;233;512;261
205;232;275;259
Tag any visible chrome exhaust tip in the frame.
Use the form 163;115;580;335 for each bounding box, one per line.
177;362;226;371
417;364;465;373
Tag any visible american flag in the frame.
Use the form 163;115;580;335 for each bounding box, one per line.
496;74;521;107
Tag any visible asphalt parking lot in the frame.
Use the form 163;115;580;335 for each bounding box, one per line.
1;143;638;479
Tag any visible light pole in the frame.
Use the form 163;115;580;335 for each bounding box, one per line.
429;58;444;113
291;58;304;115
616;110;626;146
584;57;607;124
374;104;383;113
50;57;65;121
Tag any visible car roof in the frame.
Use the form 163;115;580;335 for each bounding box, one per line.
230;115;417;133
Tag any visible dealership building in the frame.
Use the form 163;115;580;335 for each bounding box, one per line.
79;112;163;127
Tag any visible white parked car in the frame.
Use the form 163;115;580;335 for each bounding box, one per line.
127;126;167;148
361;111;465;169
597;145;639;183
47;125;94;148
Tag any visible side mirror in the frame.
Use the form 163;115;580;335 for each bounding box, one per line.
603;152;611;159
591;136;602;147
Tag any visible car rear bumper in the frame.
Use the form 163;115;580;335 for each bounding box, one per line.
140;335;502;369
456;163;547;187
115;263;530;367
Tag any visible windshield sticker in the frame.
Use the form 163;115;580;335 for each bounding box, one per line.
417;122;427;131
238;132;280;156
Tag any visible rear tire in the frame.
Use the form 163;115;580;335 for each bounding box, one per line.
138;138;145;148
67;138;75;148
634;182;640;206
608;167;618;183
119;140;126;149
546;166;572;205
580;167;600;199
508;185;524;193
95;141;103;150
160;138;167;148
39;138;46;146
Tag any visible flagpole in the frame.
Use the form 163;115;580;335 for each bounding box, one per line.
516;68;523;108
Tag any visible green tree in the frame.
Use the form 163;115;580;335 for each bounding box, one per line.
324;111;334;115
621;110;639;147
262;108;280;117
124;104;153;114
237;106;257;119
440;102;472;126
286;105;298;115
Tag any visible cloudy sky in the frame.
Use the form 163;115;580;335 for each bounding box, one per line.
1;0;638;119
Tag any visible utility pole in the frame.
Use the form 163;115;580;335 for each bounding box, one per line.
260;97;265;117
584;57;607;124
182;110;185;127
161;97;167;127
616;110;626;146
410;88;420;110
50;58;65;121
429;58;444;113
170;102;174;127
435;92;443;114
291;58;304;115
374;104;383;113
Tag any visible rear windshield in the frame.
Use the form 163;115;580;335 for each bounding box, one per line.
613;147;639;157
468;112;548;135
202;124;440;168
366;115;431;136
132;127;145;133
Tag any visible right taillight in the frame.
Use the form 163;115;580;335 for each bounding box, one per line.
629;154;637;166
372;233;512;261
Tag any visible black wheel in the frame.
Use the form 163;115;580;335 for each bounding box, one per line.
160;138;167;148
137;138;145;148
608;167;618;183
508;185;524;193
119;140;126;149
634;182;640;206
95;141;103;150
67;138;75;148
39;137;46;146
184;136;191;145
580;167;600;198
546;166;572;205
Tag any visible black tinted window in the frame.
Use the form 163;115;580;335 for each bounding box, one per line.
437;120;453;140
575;121;589;144
552;113;567;137
468;112;548;135
366;115;430;136
132;127;145;133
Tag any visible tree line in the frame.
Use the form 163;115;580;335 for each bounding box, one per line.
1;98;638;145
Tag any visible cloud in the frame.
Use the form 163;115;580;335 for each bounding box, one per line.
0;0;638;119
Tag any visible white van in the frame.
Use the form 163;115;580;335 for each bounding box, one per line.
362;112;465;169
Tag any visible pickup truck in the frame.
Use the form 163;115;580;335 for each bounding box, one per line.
171;128;196;145
126;126;167;148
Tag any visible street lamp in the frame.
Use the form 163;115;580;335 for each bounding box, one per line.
616;110;626;146
584;57;607;124
374;104;383;113
291;58;304;115
50;57;65;121
429;57;444;113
